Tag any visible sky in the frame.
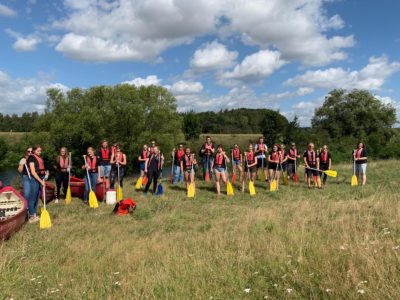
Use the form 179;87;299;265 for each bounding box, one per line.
0;0;399;126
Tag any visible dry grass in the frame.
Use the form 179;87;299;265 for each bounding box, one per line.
0;132;29;145
1;160;399;299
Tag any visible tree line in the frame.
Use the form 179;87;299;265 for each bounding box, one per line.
0;86;398;172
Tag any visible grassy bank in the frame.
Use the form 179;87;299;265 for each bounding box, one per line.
0;132;29;145
1;161;400;299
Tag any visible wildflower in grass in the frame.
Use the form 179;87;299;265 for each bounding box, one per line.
114;281;121;286
113;272;120;275
325;289;332;292
392;245;399;250
287;288;293;293
244;288;251;293
273;283;278;288
357;289;365;294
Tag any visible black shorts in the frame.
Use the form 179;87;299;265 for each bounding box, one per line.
280;163;287;172
306;164;318;177
268;163;278;170
287;163;295;175
257;157;266;168
245;166;257;173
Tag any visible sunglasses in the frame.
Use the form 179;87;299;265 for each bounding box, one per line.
27;150;32;153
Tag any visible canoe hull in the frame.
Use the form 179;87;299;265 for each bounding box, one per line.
70;176;105;201
0;186;28;241
20;182;55;204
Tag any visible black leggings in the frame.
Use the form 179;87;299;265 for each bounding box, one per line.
320;163;329;183
55;171;68;199
145;169;159;193
110;167;124;189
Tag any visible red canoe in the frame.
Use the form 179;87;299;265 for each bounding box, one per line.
0;186;28;241
20;182;55;204
70;176;105;201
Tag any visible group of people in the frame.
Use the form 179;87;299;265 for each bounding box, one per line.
16;137;368;222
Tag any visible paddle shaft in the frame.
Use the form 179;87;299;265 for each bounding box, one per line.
43;179;46;209
83;155;94;192
24;163;31;180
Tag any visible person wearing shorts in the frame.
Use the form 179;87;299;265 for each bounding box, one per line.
213;145;230;195
244;144;258;192
353;142;368;185
303;143;321;189
319;145;332;185
268;144;280;190
97;140;112;189
231;144;243;182
254;137;268;182
138;144;149;178
180;147;196;191
287;142;300;180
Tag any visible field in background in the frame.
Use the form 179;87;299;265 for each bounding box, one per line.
1;160;399;299
0;132;29;145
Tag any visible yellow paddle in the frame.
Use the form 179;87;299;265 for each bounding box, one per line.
83;155;98;209
65;152;72;205
226;161;234;196
135;176;143;190
245;153;256;196
269;160;278;192
116;162;123;201
39;180;52;229
306;167;337;178
187;156;195;198
351;158;358;186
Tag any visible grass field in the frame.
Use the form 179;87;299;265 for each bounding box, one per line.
0;132;29;145
1;160;399;299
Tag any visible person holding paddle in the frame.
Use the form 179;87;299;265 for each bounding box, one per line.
172;144;185;185
144;146;163;195
138;144;149;179
82;147;100;204
319;145;331;185
231;144;243;184
354;142;368;185
255;137;268;182
27;145;48;223
180;147;197;192
244;144;258;193
303;143;321;189
287;142;300;181
200;136;215;181
97;140;112;191
212;145;230;195
53;147;70;203
268;145;280;190
110;144;127;189
18;146;33;208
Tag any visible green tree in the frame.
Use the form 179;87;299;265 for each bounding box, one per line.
259;111;289;144
182;111;201;141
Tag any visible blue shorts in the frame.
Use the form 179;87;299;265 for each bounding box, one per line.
100;165;111;177
139;162;146;171
232;159;241;166
214;167;226;173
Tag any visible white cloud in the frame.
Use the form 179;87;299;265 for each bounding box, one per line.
13;36;41;51
0;70;68;115
122;75;161;87
170;81;203;95
220;50;286;85
286;56;400;90
190;41;238;72
282;97;325;126
375;95;400;122
0;4;16;17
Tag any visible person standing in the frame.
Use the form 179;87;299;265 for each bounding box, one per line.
200;136;215;180
303;143;320;189
18;146;33;206
255;137;268;182
83;147;100;203
268;145;280;190
180;147;197;191
231;144;243;183
110;144;127;189
212;145;230;195
319;145;332;185
354;142;368;185
138;144;149;179
244;144;258;192
172;144;185;184
144;146;163;195
54;147;70;203
287;142;300;180
27;145;48;223
97;140;112;190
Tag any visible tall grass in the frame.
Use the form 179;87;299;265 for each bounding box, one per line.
1;160;399;299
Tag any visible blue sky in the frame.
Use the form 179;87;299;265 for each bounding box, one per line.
0;0;399;126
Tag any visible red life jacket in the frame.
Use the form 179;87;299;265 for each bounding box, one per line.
184;154;192;170
86;155;97;172
246;152;255;164
233;148;241;160
257;143;266;154
177;149;184;161
32;154;45;175
58;156;69;170
355;149;363;158
114;151;125;164
141;150;148;159
204;143;213;155
101;147;111;161
320;151;328;163
307;150;316;165
270;151;279;162
215;153;225;168
279;151;285;161
289;148;297;158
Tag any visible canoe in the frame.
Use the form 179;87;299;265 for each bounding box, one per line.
20;182;55;204
70;176;105;201
0;186;28;241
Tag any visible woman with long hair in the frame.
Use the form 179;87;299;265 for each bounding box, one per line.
18;146;33;206
353;142;368;185
54;147;70;203
82;147;100;204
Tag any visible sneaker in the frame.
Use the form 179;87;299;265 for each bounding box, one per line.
55;198;59;204
29;216;40;223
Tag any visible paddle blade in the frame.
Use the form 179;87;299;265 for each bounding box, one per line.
227;182;234;196
324;170;337;178
293;173;299;183
187;183;195;198
231;173;236;185
157;183;164;195
65;187;71;205
270;179;277;192
283;174;289;186
89;190;98;208
205;172;210;182
142;176;148;186
135;177;143;190
249;181;256;196
117;185;123;201
260;171;266;182
351;175;358;186
39;209;52;229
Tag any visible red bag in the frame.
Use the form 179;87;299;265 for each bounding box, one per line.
114;198;136;215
